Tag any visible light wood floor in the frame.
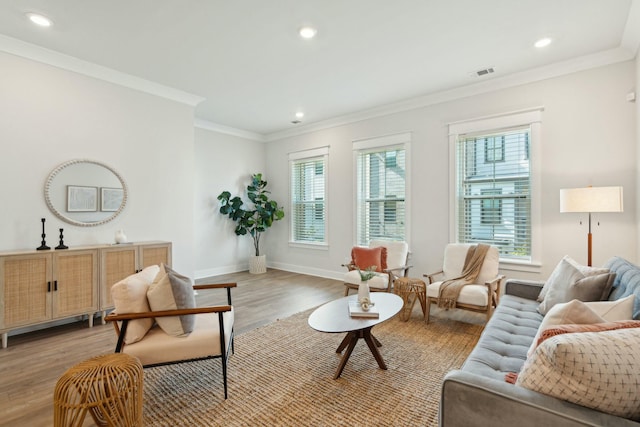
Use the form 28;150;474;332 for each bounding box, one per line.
0;269;484;426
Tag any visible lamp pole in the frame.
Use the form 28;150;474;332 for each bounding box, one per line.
587;212;592;267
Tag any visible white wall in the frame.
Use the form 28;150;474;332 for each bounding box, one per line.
0;52;197;276
2;50;635;283
264;61;637;281
193;128;266;278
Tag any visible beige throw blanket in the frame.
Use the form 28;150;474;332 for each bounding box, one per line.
438;244;490;309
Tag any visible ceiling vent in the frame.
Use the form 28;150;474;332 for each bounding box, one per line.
475;67;495;77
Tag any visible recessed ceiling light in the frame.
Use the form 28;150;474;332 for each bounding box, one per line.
299;26;317;39
534;37;552;48
295;111;305;119
26;12;53;27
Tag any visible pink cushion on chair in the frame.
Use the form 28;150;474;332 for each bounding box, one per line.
351;246;387;272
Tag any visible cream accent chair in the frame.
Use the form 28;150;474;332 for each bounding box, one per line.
423;243;504;323
344;240;411;296
105;275;236;399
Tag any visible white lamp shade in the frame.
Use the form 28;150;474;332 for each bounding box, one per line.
560;186;623;213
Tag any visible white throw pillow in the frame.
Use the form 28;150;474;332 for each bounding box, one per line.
517;328;640;421
527;296;635;358
111;265;160;344
147;264;196;337
527;299;605;357
585;295;635;320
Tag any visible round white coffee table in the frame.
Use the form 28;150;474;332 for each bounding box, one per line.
308;293;403;379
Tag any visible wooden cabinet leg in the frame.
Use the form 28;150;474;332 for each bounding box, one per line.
2;332;7;349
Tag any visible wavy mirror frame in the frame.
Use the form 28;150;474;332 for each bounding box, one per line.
44;159;128;227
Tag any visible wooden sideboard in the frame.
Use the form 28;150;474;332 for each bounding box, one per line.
0;241;171;348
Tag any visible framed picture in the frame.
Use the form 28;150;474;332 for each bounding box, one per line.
101;187;124;212
67;185;98;212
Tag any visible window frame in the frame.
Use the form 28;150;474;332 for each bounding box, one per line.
288;146;329;249
353;132;411;247
449;109;542;270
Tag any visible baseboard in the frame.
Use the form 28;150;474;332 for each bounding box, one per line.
267;261;344;281
195;262;345;282
195;264;248;279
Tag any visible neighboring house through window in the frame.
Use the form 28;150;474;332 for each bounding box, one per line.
353;133;410;246
449;109;542;264
289;147;328;246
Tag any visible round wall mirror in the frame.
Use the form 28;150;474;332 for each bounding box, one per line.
44;159;128;227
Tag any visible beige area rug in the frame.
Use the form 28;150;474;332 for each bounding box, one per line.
142;310;483;427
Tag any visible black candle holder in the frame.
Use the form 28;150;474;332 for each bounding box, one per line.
55;228;68;250
36;218;50;251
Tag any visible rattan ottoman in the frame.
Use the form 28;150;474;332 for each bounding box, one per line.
394;277;427;321
54;353;143;427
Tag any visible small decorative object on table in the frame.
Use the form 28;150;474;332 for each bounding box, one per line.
55;228;68;250
357;266;377;304
350;266;378;318
348;299;379;318
36;218;50;251
114;229;128;244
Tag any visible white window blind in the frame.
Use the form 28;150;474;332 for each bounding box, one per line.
289;147;328;244
455;127;531;260
354;134;408;246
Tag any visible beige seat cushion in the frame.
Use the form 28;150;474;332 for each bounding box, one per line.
123;309;234;366
426;281;490;306
344;270;389;289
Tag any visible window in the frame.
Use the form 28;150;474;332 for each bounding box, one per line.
289;147;328;245
481;188;502;225
353;133;410;246
484;136;505;162
450;109;541;264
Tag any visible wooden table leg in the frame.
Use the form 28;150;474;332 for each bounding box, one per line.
336;333;352;353
333;328;388;379
334;333;359;379
371;333;382;347
363;327;387;370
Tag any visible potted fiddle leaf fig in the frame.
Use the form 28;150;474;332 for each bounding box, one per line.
217;173;285;274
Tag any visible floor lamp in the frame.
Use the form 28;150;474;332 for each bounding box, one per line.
560;186;623;266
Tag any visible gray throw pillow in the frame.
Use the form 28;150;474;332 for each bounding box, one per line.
147;264;196;336
538;258;615;315
537;255;610;302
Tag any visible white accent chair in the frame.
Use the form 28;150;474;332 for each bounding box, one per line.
423;243;504;323
344;240;411;296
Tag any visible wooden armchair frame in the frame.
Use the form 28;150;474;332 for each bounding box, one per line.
423;271;504;322
105;282;237;399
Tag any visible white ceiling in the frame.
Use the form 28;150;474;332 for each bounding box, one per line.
0;0;638;139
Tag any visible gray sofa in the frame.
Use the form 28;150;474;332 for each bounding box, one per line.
440;256;640;427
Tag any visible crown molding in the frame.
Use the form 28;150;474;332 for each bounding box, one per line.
194;118;266;142
0;34;204;107
622;0;640;56
265;47;634;142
